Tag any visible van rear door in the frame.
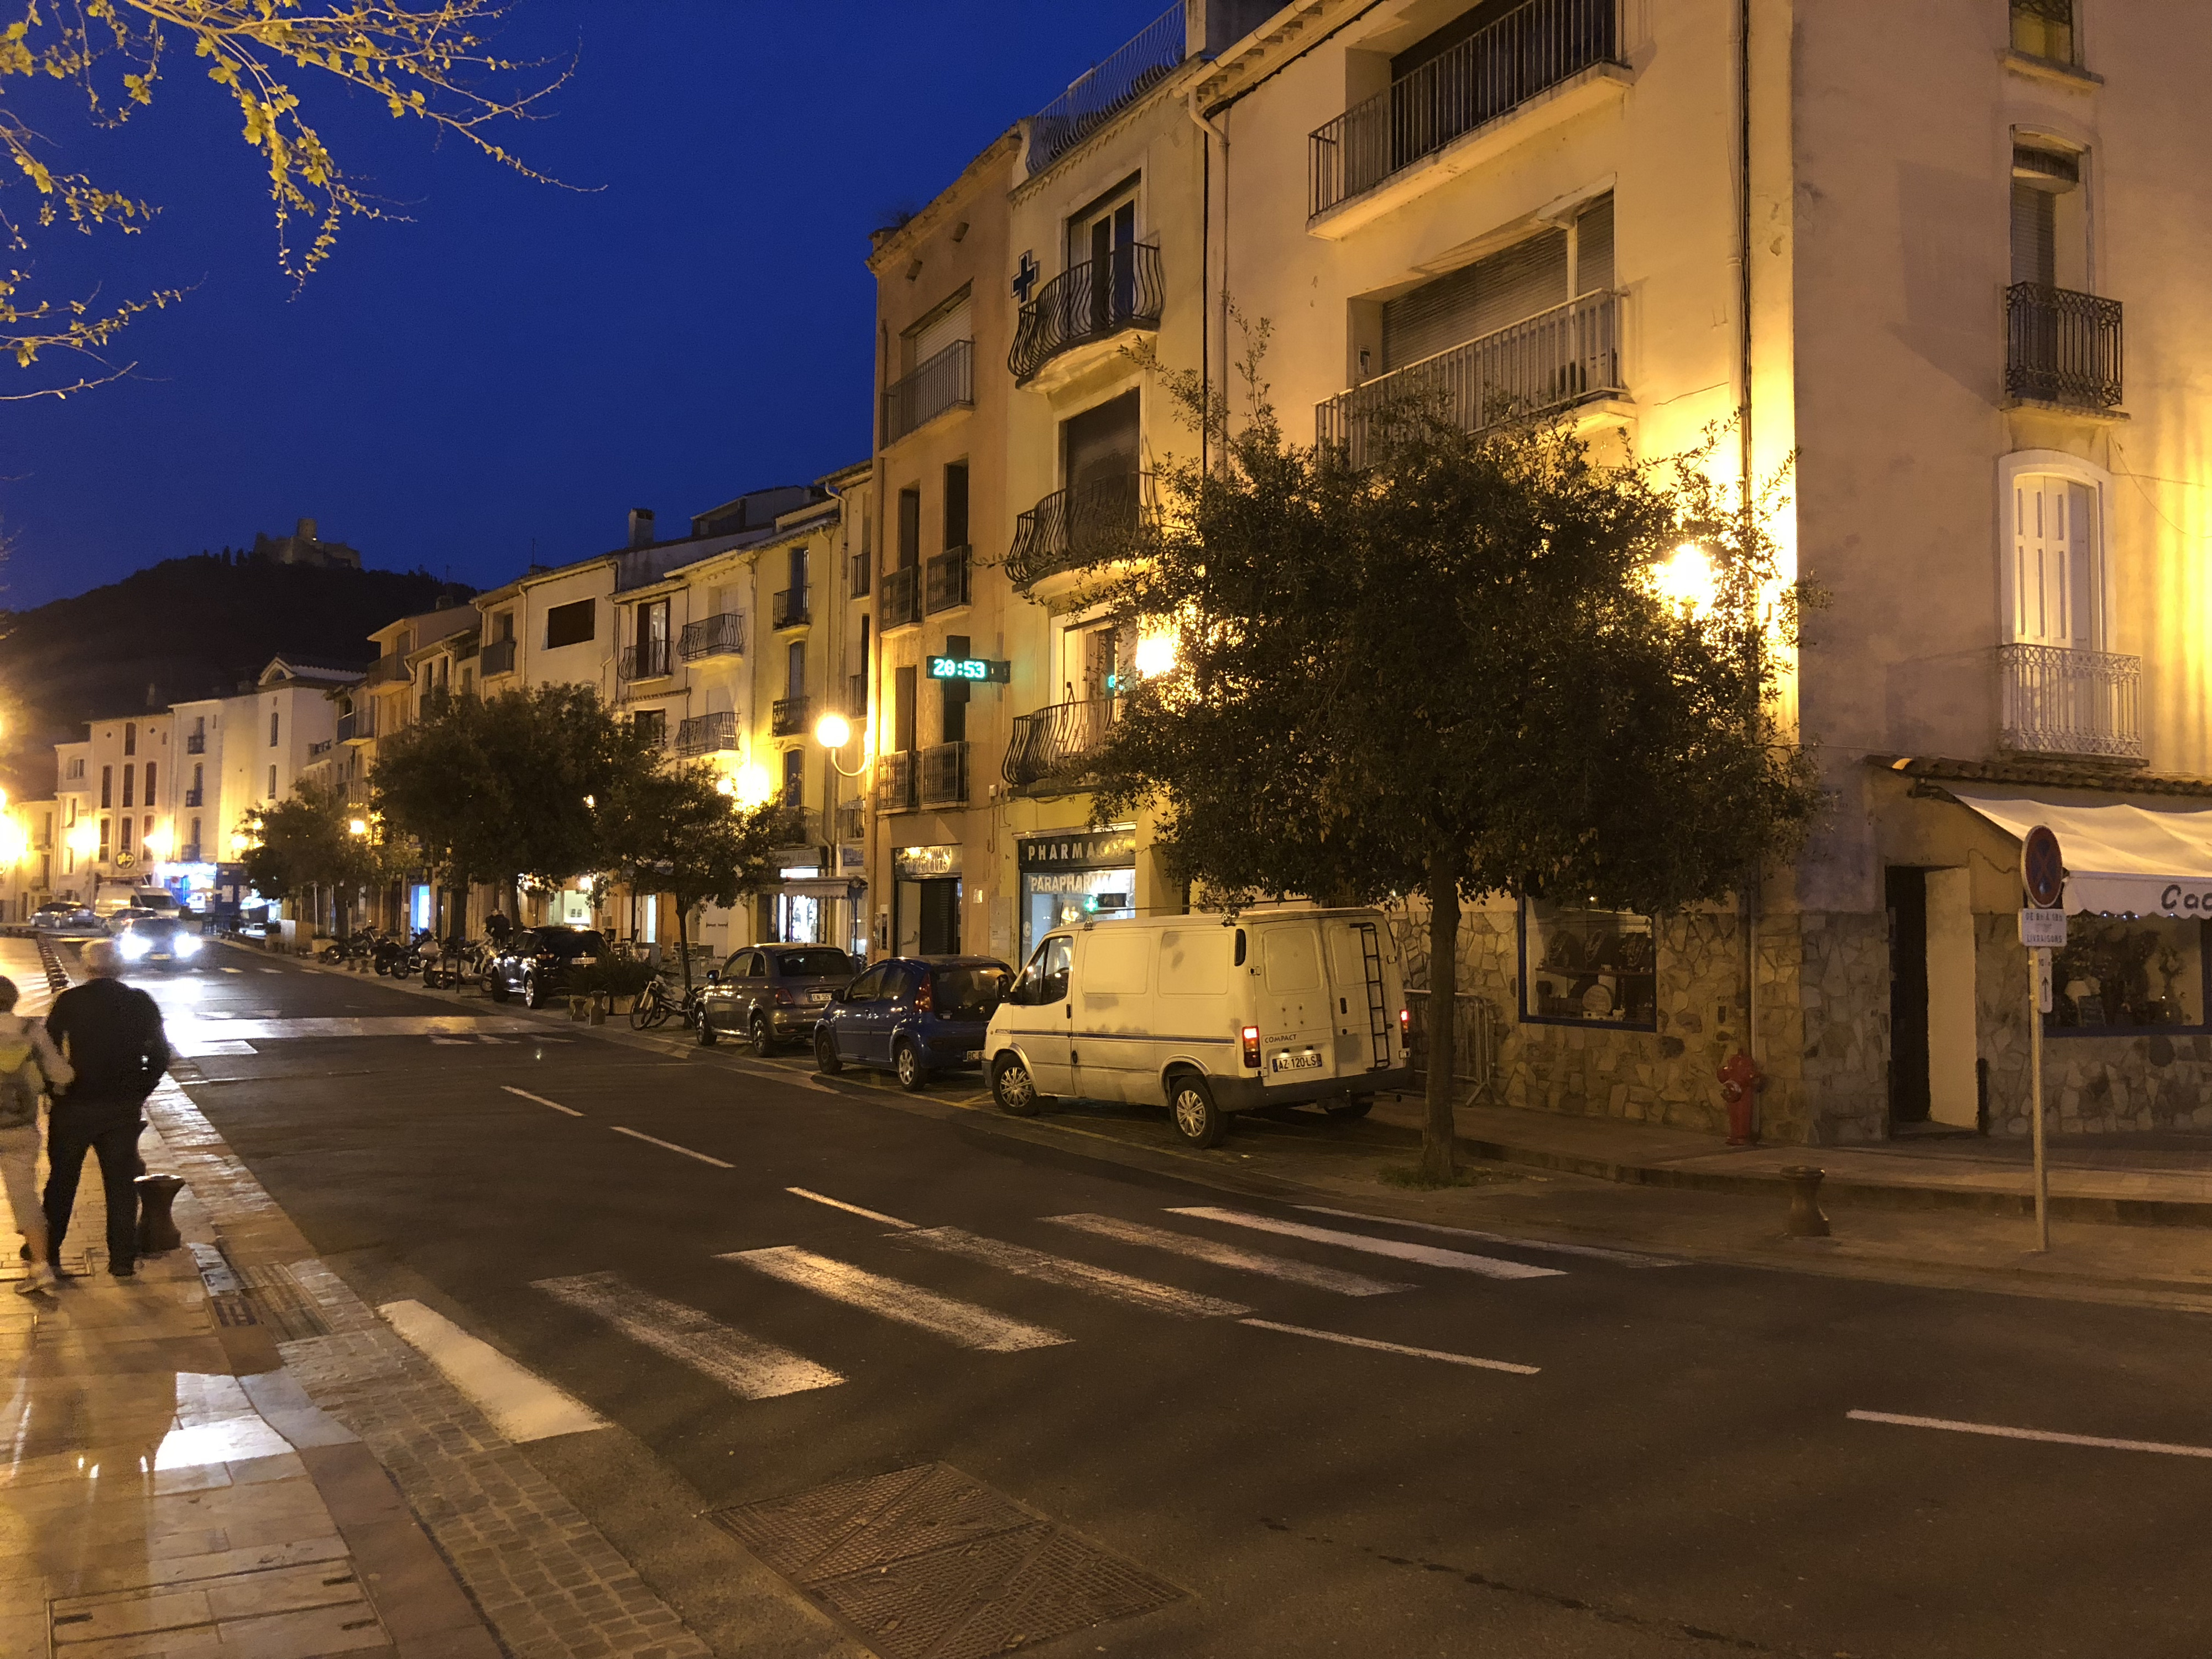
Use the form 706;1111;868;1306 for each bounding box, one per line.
1255;924;1337;1087
1323;917;1395;1079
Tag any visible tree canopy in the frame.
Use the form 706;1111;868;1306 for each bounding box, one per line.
237;774;397;922
1091;346;1820;1178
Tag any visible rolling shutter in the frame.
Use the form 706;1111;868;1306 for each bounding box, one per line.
911;296;972;369
1382;228;1568;372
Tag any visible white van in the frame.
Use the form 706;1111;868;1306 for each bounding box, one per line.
984;907;1414;1148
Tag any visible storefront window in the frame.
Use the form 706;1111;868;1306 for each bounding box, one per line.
2048;914;2209;1035
1519;898;1658;1029
776;892;823;945
1017;827;1138;961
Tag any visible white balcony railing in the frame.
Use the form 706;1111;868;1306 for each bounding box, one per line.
1997;643;2143;763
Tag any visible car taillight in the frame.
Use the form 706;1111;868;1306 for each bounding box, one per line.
774;987;795;1006
915;972;933;1013
1241;1026;1260;1068
1399;1008;1411;1042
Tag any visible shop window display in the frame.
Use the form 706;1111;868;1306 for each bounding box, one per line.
1519;898;1658;1029
2048;914;2209;1035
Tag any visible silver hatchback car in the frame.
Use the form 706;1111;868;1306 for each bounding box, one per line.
695;945;858;1052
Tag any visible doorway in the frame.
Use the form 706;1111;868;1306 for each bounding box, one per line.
1887;864;1981;1133
1886;867;1931;1126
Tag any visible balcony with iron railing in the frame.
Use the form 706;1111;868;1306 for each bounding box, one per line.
879;565;922;628
179;843;202;864
834;799;865;842
676;709;740;758
773;586;810;630
1008;472;1154;594
1310;0;1625;223
1004;697;1120;792
337;706;378;744
925;545;972;613
920;742;968;808
884;339;974;445
772;695;812;738
184;732;206;754
183;787;205;808
307;740;333;758
1997;643;2143;763
1316;292;1624;466
480;638;518;677
363;653;413;686
619;641;672;682
877;750;916;813
2006;283;2122;410
850;552;872;598
679;612;745;662
1010;244;1165;386
1024;1;1186;173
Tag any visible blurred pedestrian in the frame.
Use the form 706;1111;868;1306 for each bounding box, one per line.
0;975;72;1296
486;911;513;951
44;939;169;1280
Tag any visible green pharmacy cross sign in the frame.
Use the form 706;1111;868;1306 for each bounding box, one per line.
927;656;1011;684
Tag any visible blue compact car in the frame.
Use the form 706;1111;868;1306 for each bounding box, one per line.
812;955;1014;1091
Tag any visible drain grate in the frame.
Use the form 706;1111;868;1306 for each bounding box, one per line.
711;1463;1179;1659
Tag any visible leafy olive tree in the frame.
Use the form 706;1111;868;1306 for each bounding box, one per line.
237;776;398;934
1091;344;1820;1181
1;2;560;396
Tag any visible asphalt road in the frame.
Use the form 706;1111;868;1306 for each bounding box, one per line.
137;945;2212;1658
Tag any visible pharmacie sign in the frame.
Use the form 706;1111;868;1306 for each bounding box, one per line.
1019;828;1136;871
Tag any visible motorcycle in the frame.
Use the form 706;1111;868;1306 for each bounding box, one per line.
372;929;416;978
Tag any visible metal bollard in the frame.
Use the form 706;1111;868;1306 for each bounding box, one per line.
1779;1165;1830;1238
134;1173;186;1255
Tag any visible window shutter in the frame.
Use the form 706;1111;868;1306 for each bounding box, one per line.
1382;228;1569;372
912;298;972;369
2011;476;2096;648
2011;181;2056;286
1575;196;1615;294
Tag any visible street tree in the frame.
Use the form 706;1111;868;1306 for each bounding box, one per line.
595;761;802;990
373;685;651;932
1090;348;1820;1182
1;2;560;397
237;776;397;934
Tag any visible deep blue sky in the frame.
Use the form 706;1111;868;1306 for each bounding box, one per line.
1;2;1164;609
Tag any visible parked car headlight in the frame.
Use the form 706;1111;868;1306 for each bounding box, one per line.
117;933;152;959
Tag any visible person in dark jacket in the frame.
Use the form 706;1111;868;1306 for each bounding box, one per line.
43;938;169;1278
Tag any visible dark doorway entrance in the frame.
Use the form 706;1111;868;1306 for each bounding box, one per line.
916;878;960;956
1886;866;1931;1126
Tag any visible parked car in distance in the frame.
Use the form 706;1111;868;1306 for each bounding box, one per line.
696;945;858;1052
35;905;105;936
484;926;607;1009
983;908;1413;1149
105;907;161;933
114;915;206;970
813;955;1013;1091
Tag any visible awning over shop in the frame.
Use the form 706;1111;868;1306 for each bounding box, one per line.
1948;787;2212;917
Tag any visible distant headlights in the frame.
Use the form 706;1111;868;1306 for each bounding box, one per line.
173;935;202;957
117;933;153;959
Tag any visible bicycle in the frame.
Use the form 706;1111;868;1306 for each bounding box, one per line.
629;974;677;1030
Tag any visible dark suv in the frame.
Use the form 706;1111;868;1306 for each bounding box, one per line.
813;955;1012;1091
695;945;858;1051
486;926;606;1009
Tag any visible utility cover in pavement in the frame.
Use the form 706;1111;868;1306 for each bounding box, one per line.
710;1462;1180;1658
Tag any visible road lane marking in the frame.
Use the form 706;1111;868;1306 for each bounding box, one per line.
1846;1410;2212;1459
1167;1207;1567;1281
534;1272;842;1400
379;1298;606;1441
1293;1206;1678;1267
721;1246;1067;1352
502;1086;582;1117
1045;1213;1408;1297
610;1126;733;1168
1240;1318;1541;1375
785;1187;916;1229
901;1225;1252;1319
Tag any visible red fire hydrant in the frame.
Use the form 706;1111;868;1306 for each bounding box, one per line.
1718;1050;1762;1146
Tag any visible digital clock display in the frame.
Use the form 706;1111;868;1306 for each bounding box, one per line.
927;656;1009;683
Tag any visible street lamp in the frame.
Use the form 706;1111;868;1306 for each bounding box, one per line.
1652;542;1718;617
812;710;867;779
143;826;175;860
348;817;370;837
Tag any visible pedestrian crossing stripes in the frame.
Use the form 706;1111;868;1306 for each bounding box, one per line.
1045;1213;1409;1297
1167;1207;1568;1281
900;1225;1252;1319
533;1271;843;1399
1293;1206;1677;1267
722;1245;1070;1352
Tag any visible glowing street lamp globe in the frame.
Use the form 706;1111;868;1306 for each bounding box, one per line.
812;712;853;750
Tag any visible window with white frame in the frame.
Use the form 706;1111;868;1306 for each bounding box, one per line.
2001;451;2108;651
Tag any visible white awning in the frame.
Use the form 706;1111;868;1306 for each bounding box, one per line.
1948;787;2212;917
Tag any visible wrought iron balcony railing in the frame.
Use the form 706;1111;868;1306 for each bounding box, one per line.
1010;244;1165;384
772;695;812;738
676;709;740;758
619;641;672;682
773;586;810;630
2006;282;2122;409
920;741;968;808
834;799;866;843
1025;1;1186;172
879;566;921;628
1310;0;1624;218
850;552;872;598
183;787;205;808
1997;643;2142;763
1316;292;1623;466
1003;697;1121;791
1007;471;1154;592
184;732;206;754
877;750;916;813
925;545;971;612
337;706;378;744
480;638;517;677
179;844;202;864
363;653;413;686
679;611;744;661
884;339;974;444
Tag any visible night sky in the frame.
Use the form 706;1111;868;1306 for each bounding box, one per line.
0;2;1164;609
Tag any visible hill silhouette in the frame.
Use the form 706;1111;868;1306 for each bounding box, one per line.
0;553;469;798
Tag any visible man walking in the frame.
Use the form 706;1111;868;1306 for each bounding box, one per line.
44;938;169;1279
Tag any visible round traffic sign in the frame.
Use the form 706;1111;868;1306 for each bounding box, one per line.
2022;825;2065;909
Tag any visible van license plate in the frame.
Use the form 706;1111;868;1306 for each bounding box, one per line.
1272;1052;1322;1073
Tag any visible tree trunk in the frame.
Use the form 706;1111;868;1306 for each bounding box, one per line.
674;896;692;992
1419;846;1463;1184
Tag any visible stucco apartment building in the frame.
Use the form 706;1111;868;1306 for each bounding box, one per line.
871;0;2212;1147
